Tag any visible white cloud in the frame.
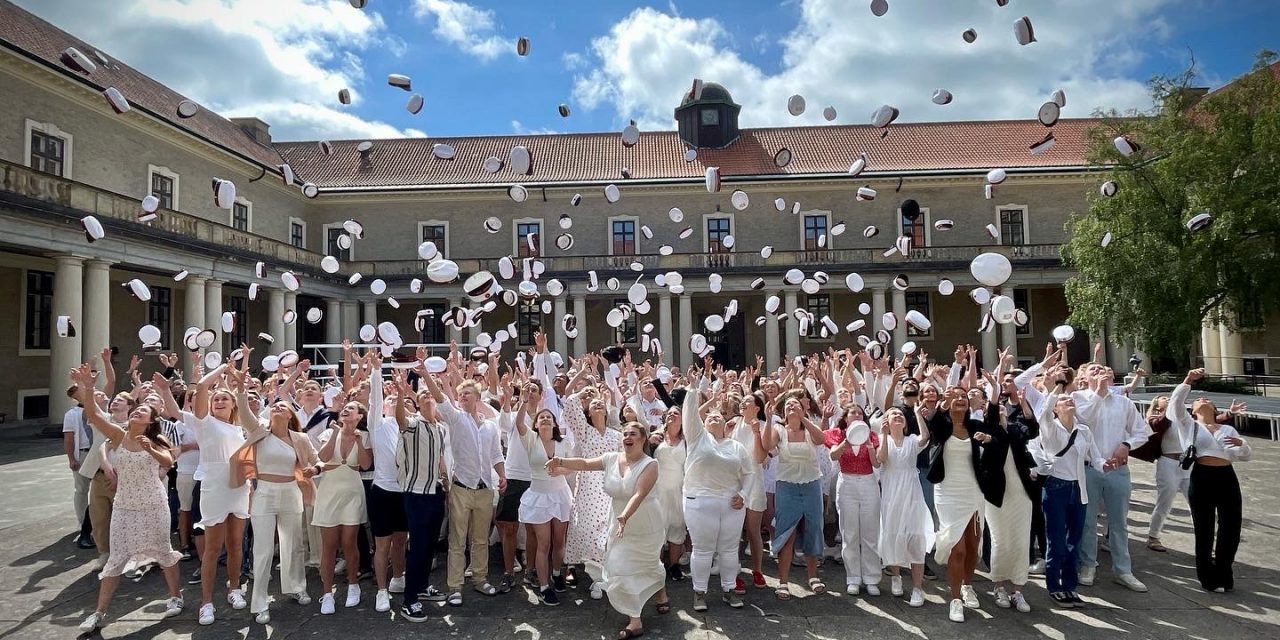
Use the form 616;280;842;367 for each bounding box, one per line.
411;0;510;61
511;120;558;135
572;1;1175;131
562;51;587;71
13;0;419;141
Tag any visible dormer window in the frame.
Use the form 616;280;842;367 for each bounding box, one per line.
700;108;720;126
674;81;741;149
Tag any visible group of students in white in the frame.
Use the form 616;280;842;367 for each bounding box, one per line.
64;331;1253;637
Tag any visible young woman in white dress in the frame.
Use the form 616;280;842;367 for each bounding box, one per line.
513;402;575;606
731;391;770;590
312;401;373;614
563;364;624;591
551;422;669;640
877;406;934;607
651;405;687;582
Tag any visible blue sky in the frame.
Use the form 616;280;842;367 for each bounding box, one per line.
15;0;1279;141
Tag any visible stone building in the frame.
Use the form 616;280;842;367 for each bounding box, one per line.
0;1;1263;422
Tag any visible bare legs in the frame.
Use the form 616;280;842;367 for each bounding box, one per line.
373;532;406;590
199;516;245;606
744;509;765;573
947;516;981;600
320;525;361;595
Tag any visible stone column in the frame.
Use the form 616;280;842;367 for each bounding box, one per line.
204;279;223;352
980;300;998;369
553;295;568;357
81;259;112;360
783;290;799;359
49;255;84;417
765;291;780;374
573;295;587;357
325;298;342;365
341;302;359;343
658;293;673;363
1200;321;1221;374
183;276;206;335
678;294;693;367
871;288;887;332
1218;323;1244;376
283;292;298;352
267;288;286;356
891;287;907;346
362;300;378;330
998;286;1018;363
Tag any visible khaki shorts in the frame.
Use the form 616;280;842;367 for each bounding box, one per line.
177;473;196;511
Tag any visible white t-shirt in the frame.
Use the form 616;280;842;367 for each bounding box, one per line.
175;420;200;475
371;416;403;492
62;406;90;456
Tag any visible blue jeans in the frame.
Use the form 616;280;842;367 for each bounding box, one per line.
1080;465;1133;575
917;466;938;529
403;491;446;607
1042;476;1085;593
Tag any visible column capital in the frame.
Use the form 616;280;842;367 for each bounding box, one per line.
54;254;87;266
84;258;116;268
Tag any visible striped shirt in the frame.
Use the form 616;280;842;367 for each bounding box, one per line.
397;416;446;495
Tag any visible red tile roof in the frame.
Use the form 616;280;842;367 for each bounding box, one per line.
275;119;1100;190
0;0;285;170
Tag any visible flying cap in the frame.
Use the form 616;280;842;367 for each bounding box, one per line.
823;106;838;121
1051;88;1067;108
787;94;806;116
970;252;1013;287
932;89;953;105
750;277;765;291
103;87;130;114
870;0;889;16
684;149;698;162
173;270;189;282
302;182;320;198
347;273;361;286
212;178;236;209
125;278;151;302
668;207;684;223
900;199;922;221
388;74;411;90
856;186;876;201
338;89;351;105
510;146;532;175
1186;212;1213;232
892;274;909;290
871;105;899;128
483;216;502;233
1052;325;1075;343
705;167;722;193
248;283;259;300
1038;101;1060;127
604;184;621;203
774;148;793;168
938;278;955;295
281;271;300;292
1029;132;1056;155
621;124;641;147
765;295;781;315
61;47;96;74
555;233;574;251
176;100;199;118
969;287;992;305
321;256;340;273
962;28;977;43
516;36;530;56
843;272;865;293
430;143;456;160
426;259;459;283
986;223;1001;241
57;315;75;338
82;215;105;242
306;307;323;323
863;225;879;238
1099;181;1118;198
369;278;387;295
987;168;1008;185
221;311;235;334
991;295;1017;324
730;190;750;211
882;312;898;331
905;309;931;332
933;219;954;231
1014;16;1036;45
1114;135;1140;157
1101;231;1114;247
508;185;528;203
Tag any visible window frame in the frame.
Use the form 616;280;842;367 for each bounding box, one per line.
322;223;354;260
896;205;932;248
19;268;55;356
702;213;736;253
606;215;640;257
804;293;833;343
800;211;832;250
1012;288;1032;336
517;299;542;347
513;217;544;258
995;204;1031;246
24;119;73;178
230;197;252;232
288;216;307;249
147;285;173;350
16;388;50;421
905;291;933;338
700;108;720;126
417;220;450;259
147;164;180;211
227;295;248;350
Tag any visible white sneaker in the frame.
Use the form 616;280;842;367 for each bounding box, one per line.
960;584;980;609
389;576;406;594
1029;559;1046;575
335;558;347;574
590;584;604;600
846;583;860;595
865;584;880;596
163;597;184;618
1114;574;1148;592
679;551;690;566
227;588;247;610
79;612;105;633
513;559;523;573
1078;566;1096;586
376;589;391;612
292;592;312;606
949;598;965;622
198;603;215;625
994;586;1012;609
908;588;925;607
465;567;473;578
320;593;336;615
890;576;904;597
346;584;362;608
1012;591;1031;613
255;611;270;624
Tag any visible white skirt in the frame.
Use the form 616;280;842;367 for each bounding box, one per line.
197;464;250;529
520;483;574;525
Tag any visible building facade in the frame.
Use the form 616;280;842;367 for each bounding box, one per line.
0;1;1265;422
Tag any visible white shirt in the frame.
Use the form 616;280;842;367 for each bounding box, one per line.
437;400;503;489
371;416;403;492
1036;392;1108;504
499;411;533;482
398;416;446;495
681;384;753;499
1072;389;1151;458
1167;383;1253;463
175;419;200;475
636;396;666;431
62;406;90;457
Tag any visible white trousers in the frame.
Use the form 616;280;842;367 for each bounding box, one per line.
836;473;882;586
1148;456;1190;539
250;483;307;614
72;470;91;527
683;495;745;593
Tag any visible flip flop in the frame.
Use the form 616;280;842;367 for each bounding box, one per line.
616;628;644;640
775;584;791;600
808;577;827;594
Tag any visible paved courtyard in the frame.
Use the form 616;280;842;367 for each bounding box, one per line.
0;428;1277;640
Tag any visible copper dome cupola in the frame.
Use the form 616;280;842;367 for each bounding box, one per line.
674;81;741;149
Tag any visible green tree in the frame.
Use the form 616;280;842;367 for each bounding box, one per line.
1064;51;1280;367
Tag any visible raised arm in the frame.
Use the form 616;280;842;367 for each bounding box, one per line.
70;365;126;446
191;363;228;420
100;347;117;395
682;382;707;447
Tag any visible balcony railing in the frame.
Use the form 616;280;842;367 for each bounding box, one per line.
0;159;328;272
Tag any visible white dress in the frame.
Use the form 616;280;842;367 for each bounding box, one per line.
311;429;368;527
985;450;1032;584
518;427;574;524
878;434;935;567
653;439;687;543
586;453;666;618
188;412;250;528
564;395;623;565
933;436;985;565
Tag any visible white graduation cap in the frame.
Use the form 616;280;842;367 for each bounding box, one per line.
823;106;837;121
621;124;641;147
388;74;411;90
302;183;320;198
970;252;1012;287
516;36;531;56
845;273;865;292
870;0;889;16
848;152;869;176
938;278;955;295
306;307;323;324
174;270;189;282
103;87;130;114
370;278;387;295
963;28;978;43
221;311;235;334
483;156;504;173
248;283;259;300
892;274;909;290
1186;212;1213;232
987;168;1008;185
406;93;425;115
321;256;340;274
82;216;105;242
1100;181;1118;197
731;190;750;211
1114;135;1139;157
427;260;459;283
905;309;932;332
432;143;456;160
1051;89;1067;108
510;145;532;175
282;271;300;292
61;47;96;74
604;184;621;203
705;167;722;193
509;185;529;203
774;148;793;168
1013;16;1036;45
338;88;351;105
1030;132;1056;155
970;287;992;305
991;295;1017;324
57;315;75;338
176;99;200;118
760;245;773;259
212;178;236;209
858;302;871;315
871;105;899;128
669;207;684;222
1052;325;1075;343
125;278;151;302
932;88;953;105
1038;101;1060;127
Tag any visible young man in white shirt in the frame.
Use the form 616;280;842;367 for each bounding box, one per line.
62;386;94;549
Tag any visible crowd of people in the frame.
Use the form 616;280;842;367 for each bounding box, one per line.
62;333;1253;636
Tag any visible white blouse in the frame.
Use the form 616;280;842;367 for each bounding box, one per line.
1168;383;1252;463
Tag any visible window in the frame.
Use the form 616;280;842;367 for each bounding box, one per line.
23;269;54;351
289;217;306;249
999;207;1028;246
231;200;251;232
805;294;830;319
610;218;637;256
900;208;929;248
324;224;352;260
612;299;639;344
517;300;542;346
803;214;828;250
418;221;449;258
148;165;179;210
228;296;248;348
705;216;732;252
700;108;720;125
515;219;542;258
25;120;71;177
905;292;932;337
1013;288;1031;336
419;303;447;345
147;286;172;349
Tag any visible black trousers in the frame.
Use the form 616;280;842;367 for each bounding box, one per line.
1188;464;1242;591
1029;476;1047;562
403;491;447;606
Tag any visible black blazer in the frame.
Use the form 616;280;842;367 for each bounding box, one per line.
651;378;687;409
977;406;1040;508
924;403;998;500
